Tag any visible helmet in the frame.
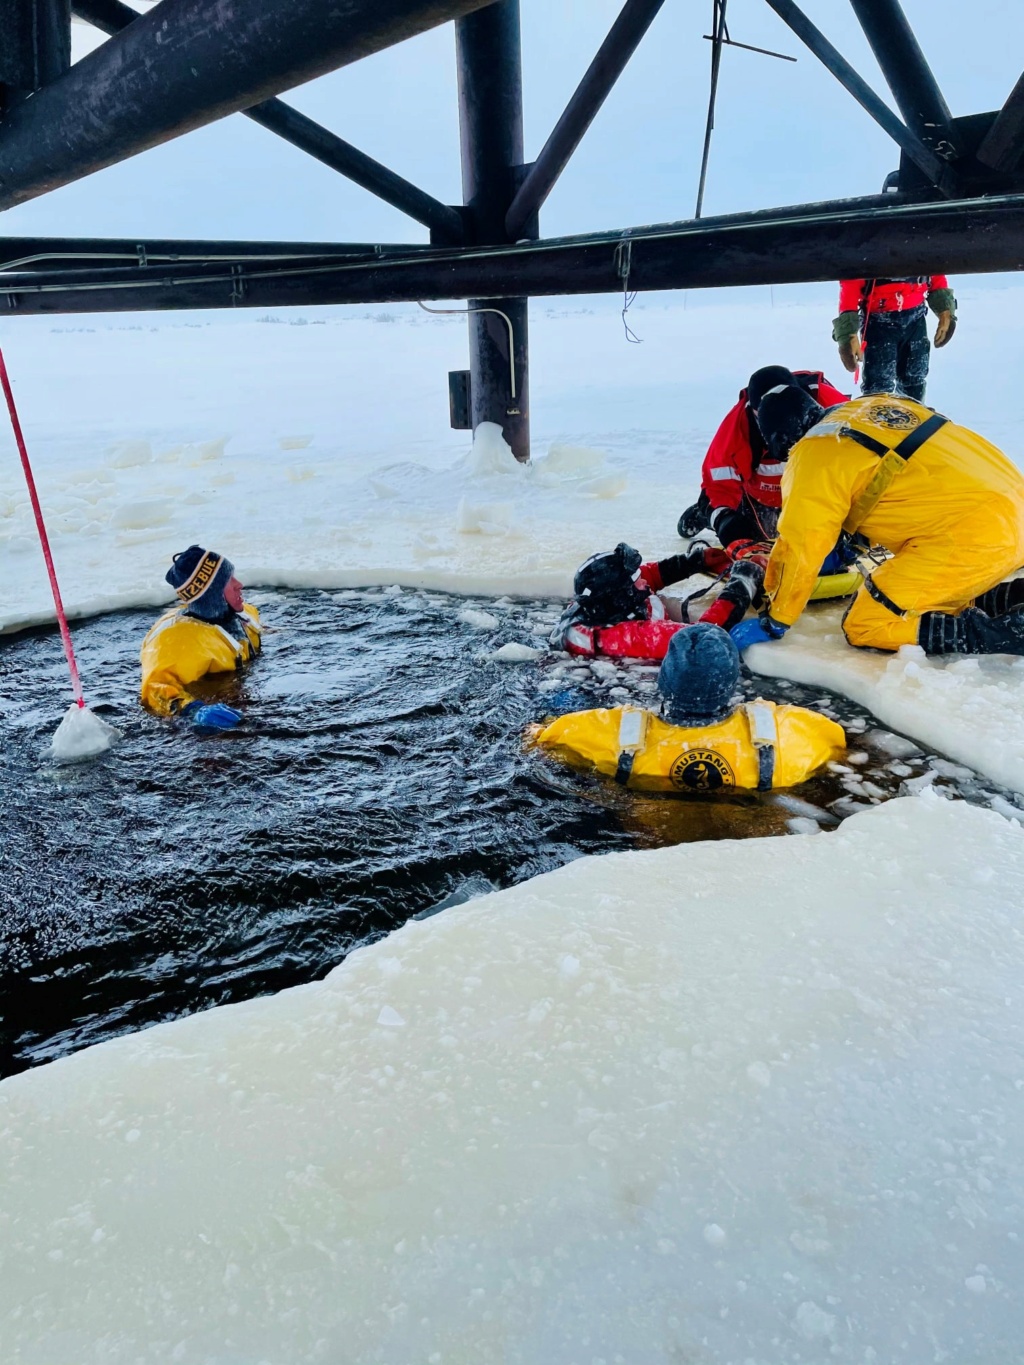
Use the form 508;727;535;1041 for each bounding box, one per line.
755;385;824;462
746;365;797;415
657;623;740;726
572;542;650;626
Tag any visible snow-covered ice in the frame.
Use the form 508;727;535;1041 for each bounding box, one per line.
746;612;1024;795
2;796;1023;1363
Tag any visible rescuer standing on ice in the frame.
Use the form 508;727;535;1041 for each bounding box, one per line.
534;624;845;792
832;276;956;401
731;390;1024;656
140;544;261;728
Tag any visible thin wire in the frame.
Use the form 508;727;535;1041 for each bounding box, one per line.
613;232;642;344
696;0;728;219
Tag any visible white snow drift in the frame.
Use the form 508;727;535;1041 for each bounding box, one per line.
2;796;1022;1364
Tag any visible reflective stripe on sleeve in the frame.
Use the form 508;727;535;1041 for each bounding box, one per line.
710;466;741;482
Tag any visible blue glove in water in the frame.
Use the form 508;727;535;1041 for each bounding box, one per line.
182;701;242;730
730;616;789;650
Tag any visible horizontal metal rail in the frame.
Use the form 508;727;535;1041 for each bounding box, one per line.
2;193;1022;314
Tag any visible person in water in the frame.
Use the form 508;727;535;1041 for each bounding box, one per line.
140;544;261;728
732;389;1024;656
552;536;859;662
533;623;845;792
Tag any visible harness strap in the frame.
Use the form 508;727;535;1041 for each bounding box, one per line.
842;412;949;534
864;574;907;618
615;709;648;787
745;702;777;792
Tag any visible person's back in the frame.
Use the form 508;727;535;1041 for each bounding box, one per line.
534;624;845;791
787;396;1024;549
140;544;261;727
535;699;845;792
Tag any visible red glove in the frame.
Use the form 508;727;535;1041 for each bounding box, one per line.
727;539;772;569
638;560;664;591
699;546;732;576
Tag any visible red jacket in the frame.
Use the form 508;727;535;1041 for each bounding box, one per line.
838;276;949;315
700;371;849;512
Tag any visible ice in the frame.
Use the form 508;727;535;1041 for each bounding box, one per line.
749;618;1024;794
4;797;1024;1361
466;420;523;478
864;729;922;758
486;642;544;662
786;816;820;835
48;702;120;763
770;793;838;825
456;608;499;630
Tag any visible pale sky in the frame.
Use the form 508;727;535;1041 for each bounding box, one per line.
2;0;1022;248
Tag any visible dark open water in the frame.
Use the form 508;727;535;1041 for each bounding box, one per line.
1;587;1019;1078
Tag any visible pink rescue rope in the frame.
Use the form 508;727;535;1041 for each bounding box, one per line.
0;347;86;707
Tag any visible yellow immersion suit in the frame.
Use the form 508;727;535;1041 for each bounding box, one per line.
533;702;845;792
765;396;1024;650
140;604;261;716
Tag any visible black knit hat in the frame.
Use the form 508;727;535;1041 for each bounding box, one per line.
657;623;740;726
573;542;650;626
166;544;235;621
755;386;825;461
746;365;797;414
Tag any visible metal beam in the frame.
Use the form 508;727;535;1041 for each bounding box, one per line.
1;0;71;104
3;194;1023;314
504;0;666;241
0;0;498;212
764;0;956;196
243;104;465;244
848;0;956;157
456;0;529;459
0;236;432;271
977;72;1024;172
70;0;463;242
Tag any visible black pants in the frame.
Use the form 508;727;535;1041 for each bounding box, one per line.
861;305;930;402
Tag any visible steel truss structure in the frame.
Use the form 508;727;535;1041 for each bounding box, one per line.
1;0;1023;458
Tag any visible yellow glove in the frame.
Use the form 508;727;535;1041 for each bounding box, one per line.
934;310;956;347
838;333;862;373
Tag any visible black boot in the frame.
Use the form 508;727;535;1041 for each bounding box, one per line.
920;605;1024;656
974;577;1024;617
677;490;711;539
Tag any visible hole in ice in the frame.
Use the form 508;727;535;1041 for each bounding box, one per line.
1;587;1019;1079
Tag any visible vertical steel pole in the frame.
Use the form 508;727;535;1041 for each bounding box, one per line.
455;0;530;462
0;0;71;108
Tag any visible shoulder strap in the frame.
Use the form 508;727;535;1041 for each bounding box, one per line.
615;709;648;786
842;412;949;534
745;702;777;791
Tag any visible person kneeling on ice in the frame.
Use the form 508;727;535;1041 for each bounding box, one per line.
676;364;849;540
533;624;845;792
140;545;261;729
730;388;1024;656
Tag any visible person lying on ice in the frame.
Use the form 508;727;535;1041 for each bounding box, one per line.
553;533;860;661
832;275;956;403
533;623;845;793
731;388;1024;657
676;364;849;541
140;544;261;729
